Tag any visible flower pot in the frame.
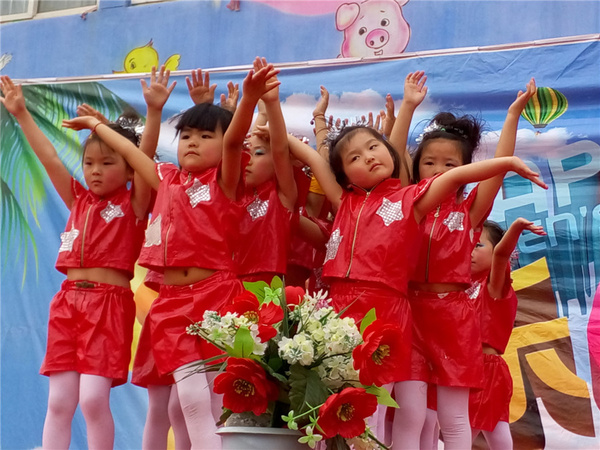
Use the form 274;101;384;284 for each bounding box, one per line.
216;426;307;450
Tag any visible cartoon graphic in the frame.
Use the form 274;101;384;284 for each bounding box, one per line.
226;0;240;12
0;53;12;71
113;40;180;74
336;0;410;58
521;86;568;130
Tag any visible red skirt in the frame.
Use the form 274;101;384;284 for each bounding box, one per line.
131;317;173;388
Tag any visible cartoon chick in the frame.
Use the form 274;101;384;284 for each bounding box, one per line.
113;40;180;74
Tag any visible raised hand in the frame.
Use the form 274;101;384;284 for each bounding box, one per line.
186;68;216;105
403;71;428;108
509;156;548;190
253;56;280;103
76;103;110;124
512;217;546;236
62;115;98;131
0;75;26;117
508;78;536;115
313;85;330;118
142;65;176;110
220;81;239;113
242;59;280;103
382;93;395;137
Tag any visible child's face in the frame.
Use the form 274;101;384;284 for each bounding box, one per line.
471;228;494;278
83;141;131;197
418;138;463;180
340;130;393;189
177;126;224;172
244;135;274;188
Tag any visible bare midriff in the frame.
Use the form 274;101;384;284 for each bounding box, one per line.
482;344;500;355
67;267;131;289
163;266;216;286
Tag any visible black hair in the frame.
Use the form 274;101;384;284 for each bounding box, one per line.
328;125;401;188
412;112;484;182
82;108;141;164
171;103;233;137
483;220;505;248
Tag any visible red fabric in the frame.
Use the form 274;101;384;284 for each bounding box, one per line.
138;163;240;273
469;354;512;431
323;177;433;294
55;180;146;279
40;280;136;387
412;185;482;284
131;317;173;388
235;179;293;276
409;289;484;389
147;271;244;376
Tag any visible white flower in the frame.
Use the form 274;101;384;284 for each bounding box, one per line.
278;333;315;366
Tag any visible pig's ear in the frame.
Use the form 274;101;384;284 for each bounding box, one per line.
336;3;360;31
396;0;410;6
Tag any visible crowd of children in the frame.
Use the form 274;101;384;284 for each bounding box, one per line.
0;59;546;449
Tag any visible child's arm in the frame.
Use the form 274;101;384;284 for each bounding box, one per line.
255;57;297;210
63;117;160;191
388;71;428;186
0;76;74;208
487;217;546;298
220;59;280;199
287;134;343;211
252;98;268;133
220;81;240;114
312;85;330;160
77;103;110;124
470;79;536;226
381;93;395;139
414;156;547;223
186;68;217;105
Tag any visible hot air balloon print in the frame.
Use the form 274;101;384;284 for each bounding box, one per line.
521;86;568;130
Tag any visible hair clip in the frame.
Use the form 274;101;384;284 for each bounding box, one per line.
415;121;466;144
116;115;144;146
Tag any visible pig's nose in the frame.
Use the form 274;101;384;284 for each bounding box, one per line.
366;29;389;49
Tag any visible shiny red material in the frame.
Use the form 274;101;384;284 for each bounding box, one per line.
40;280;136;387
469;354;512;431
412;185;482;284
131;318;173;388
55;180;146;279
323;177;433;295
138;163;240;273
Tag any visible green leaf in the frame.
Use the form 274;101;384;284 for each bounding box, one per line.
242;280;269;302
232;327;254;358
359;308;377;335
365;385;399;408
270;275;283;290
288;365;328;419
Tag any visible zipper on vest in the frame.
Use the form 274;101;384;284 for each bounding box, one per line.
80;205;93;266
346;190;370;277
424;205;441;283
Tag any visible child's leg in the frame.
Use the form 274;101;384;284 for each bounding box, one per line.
391;380;427;449
482;421;513;450
142;385;172;450
436;385;471;450
420;408;440;450
169;384;192;450
173;362;220;450
79;373;114;449
42;371;80;450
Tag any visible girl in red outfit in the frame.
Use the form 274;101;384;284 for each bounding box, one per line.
65;62;280;450
393;78;537;449
0;69;168;449
469;218;546;449
287;100;546;448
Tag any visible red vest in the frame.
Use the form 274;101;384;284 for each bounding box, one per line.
468;264;517;354
323;177;432;295
412;185;482;284
137;163;240;272
55;179;146;279
235;179;293;276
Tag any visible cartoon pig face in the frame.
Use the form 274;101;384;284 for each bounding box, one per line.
336;0;410;58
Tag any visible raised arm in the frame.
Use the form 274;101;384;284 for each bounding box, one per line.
487;217;546;298
388;71;428;186
414;156;547;223
470;79;536;226
287;134;343;211
186;68;216;105
220;81;240;114
312;85;331;160
0;76;74;207
221;59;280;199
62;116;160;191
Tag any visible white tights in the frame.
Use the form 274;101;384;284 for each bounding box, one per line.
436;385;471;450
473;421;513;450
42;371;113;450
142;385;190;450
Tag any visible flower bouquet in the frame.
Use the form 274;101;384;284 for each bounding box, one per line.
186;277;401;449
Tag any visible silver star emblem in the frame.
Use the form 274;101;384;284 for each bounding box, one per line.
466;282;481;300
186;178;211;207
443;211;465;232
59;225;79;252
100;202;124;223
376;197;404;226
324;228;343;263
144;214;162;247
247;197;269;221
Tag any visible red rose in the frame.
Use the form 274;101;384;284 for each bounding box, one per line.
352;320;406;386
317;387;377;439
223;291;283;342
284;285;305;309
213;358;279;416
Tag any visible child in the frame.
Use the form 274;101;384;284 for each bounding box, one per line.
469;218;546;449
235;57;297;283
64;61;280;449
396;78;536;449
0;73;158;449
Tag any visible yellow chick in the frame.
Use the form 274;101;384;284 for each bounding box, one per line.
113;40;180;74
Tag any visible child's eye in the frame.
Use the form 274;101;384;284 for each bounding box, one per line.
446;163;456;168
351;155;360;162
476;243;484;248
201;134;213;139
254;148;266;156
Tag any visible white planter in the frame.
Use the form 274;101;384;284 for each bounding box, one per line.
216;426;307;450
